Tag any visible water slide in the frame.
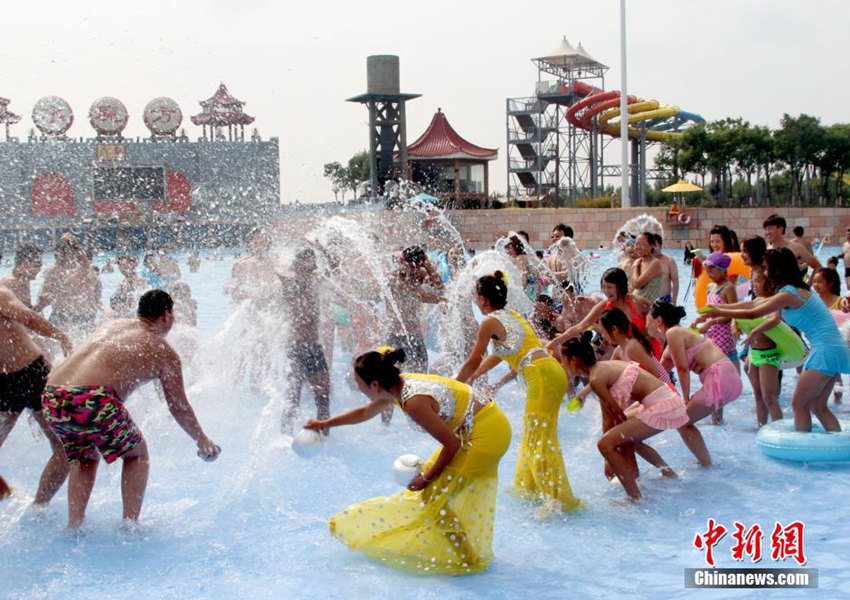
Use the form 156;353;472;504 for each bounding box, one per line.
566;82;705;141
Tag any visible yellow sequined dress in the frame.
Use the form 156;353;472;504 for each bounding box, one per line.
489;309;582;511
328;373;511;575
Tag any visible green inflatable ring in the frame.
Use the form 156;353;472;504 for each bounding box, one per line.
736;317;808;369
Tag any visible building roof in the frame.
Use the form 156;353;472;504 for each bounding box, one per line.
407;109;497;161
191;83;255;126
534;36;607;70
200;83;246;108
0;96;21;124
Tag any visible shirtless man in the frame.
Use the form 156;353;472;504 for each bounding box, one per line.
110;254;148;319
651;233;679;304
0;286;73;504
386;246;444;373
792;225;814;254
763;214;821;280
36;236;102;343
228;230;281;393
41;290;219;528
0;244;43;307
277;248;330;433
156;248;182;287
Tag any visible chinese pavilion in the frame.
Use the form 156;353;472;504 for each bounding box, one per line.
191;83;255;141
406;108;497;207
0;97;21;141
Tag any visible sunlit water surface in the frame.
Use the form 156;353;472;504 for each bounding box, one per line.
1;247;848;599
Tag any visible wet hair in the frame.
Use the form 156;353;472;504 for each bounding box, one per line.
506;235;527;255
14;243;41;266
708;225;736;252
535;294;553;306
535;250;544;260
651;301;688;327
553;223;574;238
762;214;786;233
517;230;530;242
353;348;406;391
764;248;808;296
402;245;426;265
793;226;804;237
814;267;840;296
828;255;840;268
562;331;597;367
601;267;629;299
741;235;766;266
600;307;653;355
137;289;174;319
651;233;663;247
729;229;740;252
476;271;508;309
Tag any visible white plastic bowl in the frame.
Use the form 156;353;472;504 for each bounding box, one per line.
392;453;423;486
291;428;323;458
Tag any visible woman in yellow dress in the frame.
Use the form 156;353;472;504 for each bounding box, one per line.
456;271;581;512
304;347;511;575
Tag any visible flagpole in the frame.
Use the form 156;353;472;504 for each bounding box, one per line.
619;0;630;208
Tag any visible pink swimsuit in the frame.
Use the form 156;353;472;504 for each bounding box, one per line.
609;362;690;430
705;282;737;357
685;339;743;410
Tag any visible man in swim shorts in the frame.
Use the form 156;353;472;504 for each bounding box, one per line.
0;285;73;505
278;248;331;433
42;290;219;528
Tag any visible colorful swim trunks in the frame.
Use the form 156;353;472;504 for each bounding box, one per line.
42;385;143;463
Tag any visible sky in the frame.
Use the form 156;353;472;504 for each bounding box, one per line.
1;0;847;203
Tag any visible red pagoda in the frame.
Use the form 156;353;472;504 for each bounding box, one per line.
191;83;255;141
406;108;497;207
0;97;21;141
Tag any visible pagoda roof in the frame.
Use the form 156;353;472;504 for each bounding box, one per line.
191;83;255;126
200;83;246;108
407;109;497;161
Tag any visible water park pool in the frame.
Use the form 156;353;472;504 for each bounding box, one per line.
1;247;849;599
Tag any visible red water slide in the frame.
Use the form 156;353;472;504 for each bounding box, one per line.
565;82;636;133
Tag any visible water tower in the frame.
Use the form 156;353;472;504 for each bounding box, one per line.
347;55;420;194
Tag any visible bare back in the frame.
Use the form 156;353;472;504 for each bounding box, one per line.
48;319;176;399
0;287;44;371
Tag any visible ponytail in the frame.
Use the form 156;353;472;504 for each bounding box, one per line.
562;331;597;368
353;347;407;391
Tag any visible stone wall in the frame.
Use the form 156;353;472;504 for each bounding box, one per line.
442;206;850;250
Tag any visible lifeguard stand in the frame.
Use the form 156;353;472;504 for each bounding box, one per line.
348;55;421;195
506;38;608;206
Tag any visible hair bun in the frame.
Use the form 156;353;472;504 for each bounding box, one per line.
493;270;508;287
675;306;687;320
580;330;594;344
382;348;406;365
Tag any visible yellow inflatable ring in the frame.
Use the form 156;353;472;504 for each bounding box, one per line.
694;252;752;309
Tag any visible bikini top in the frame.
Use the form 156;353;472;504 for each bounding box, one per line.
608;362;641;410
685;338;712;370
605;296;646;332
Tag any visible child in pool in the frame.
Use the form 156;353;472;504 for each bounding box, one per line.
698;252;740;424
739;268;784;426
562;334;710;501
811;267;843;403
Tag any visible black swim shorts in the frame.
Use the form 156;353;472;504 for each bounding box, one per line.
0;356;50;413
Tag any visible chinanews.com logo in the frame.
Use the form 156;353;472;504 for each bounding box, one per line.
685;519;818;589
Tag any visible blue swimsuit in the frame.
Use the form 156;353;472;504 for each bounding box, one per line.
779;285;850;376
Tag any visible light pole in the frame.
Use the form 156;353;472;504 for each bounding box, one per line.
620;0;630;208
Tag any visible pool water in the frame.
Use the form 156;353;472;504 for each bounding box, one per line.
1;248;848;599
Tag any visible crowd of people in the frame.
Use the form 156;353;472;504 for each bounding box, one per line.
1;213;849;576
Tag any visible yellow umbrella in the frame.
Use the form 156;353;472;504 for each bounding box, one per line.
661;180;703;193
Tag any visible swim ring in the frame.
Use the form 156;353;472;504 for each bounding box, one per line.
756;420;850;462
735;316;808;369
693;252;752;309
